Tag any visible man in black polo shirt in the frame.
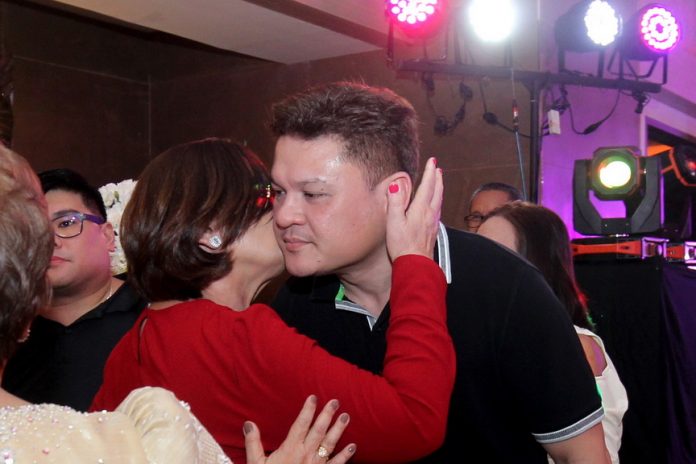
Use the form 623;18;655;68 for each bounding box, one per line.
269;82;610;463
2;169;145;411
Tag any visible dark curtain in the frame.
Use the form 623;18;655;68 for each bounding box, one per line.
575;257;696;464
662;264;696;464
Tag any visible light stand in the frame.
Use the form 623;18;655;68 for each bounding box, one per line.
393;60;661;202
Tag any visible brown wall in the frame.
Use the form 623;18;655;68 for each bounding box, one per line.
2;1;151;186
150;50;531;229
2;1;531;230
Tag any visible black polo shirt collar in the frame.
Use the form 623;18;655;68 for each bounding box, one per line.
306;222;452;330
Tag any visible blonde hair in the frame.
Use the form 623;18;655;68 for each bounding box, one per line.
0;146;52;361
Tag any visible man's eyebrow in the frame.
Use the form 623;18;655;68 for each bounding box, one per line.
272;177;328;187
299;178;328;185
51;209;80;219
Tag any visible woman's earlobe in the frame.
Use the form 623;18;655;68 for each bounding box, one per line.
208;235;222;249
199;229;227;253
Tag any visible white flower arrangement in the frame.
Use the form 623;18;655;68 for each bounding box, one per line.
99;179;137;275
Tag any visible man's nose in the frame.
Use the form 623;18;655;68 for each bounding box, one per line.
273;195;304;229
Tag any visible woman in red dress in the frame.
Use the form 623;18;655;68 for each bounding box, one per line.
92;138;454;463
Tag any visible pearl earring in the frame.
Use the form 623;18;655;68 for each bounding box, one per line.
209;235;222;249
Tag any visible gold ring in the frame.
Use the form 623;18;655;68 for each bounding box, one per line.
317;445;330;459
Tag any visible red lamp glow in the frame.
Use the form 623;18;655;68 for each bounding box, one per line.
386;0;447;38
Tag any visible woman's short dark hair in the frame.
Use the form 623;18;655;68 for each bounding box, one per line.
485;201;593;330
0;148;53;362
122;138;273;302
270;81;419;188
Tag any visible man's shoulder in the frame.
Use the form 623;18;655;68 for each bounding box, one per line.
443;225;538;278
442;225;565;325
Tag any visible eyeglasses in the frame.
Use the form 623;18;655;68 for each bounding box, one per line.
255;184;276;212
464;213;487;231
51;212;106;239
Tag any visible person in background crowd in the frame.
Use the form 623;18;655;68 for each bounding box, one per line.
3;168;147;410
464;181;522;232
0;146;355;464
92;138;454;464
478;201;628;464
269;81;610;464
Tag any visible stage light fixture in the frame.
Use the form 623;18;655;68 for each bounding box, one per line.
386;0;447;39
555;0;621;76
555;1;621;51
608;4;680;83
626;4;680;59
574;146;661;236
665;145;696;188
650;144;696;240
591;148;639;199
468;0;516;43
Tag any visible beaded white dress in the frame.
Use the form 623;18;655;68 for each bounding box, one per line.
0;387;230;463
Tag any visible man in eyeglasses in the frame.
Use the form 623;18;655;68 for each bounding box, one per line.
2;168;146;411
465;182;522;232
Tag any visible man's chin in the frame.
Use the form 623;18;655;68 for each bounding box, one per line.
46;268;73;289
284;260;324;278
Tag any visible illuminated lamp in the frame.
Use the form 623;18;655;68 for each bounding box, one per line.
622;4;680;59
468;0;517;43
386;0;447;39
555;0;622;77
590;148;639;199
609;4;680;84
574;146;661;236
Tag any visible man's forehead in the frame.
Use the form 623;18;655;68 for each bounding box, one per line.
45;189;89;212
470;190;512;214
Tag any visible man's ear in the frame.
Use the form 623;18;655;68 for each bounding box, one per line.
380;172;413;208
199;229;227;254
102;222;116;252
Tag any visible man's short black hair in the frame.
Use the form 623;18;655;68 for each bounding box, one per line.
38;168;107;219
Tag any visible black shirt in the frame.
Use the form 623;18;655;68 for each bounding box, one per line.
273;225;603;463
3;282;146;411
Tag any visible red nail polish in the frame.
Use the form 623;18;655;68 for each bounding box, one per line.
389;183;399;194
433;157;438;167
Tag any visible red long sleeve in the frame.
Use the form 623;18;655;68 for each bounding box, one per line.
92;255;455;463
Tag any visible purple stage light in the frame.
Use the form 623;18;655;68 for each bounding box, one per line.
639;5;680;53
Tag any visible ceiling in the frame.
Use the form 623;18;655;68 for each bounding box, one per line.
45;0;400;64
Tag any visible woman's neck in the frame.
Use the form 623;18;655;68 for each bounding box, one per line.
202;266;274;310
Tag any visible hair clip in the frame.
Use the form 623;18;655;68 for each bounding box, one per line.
255;184;275;210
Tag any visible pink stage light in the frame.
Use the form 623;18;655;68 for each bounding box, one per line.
386;0;446;38
639;5;680;53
